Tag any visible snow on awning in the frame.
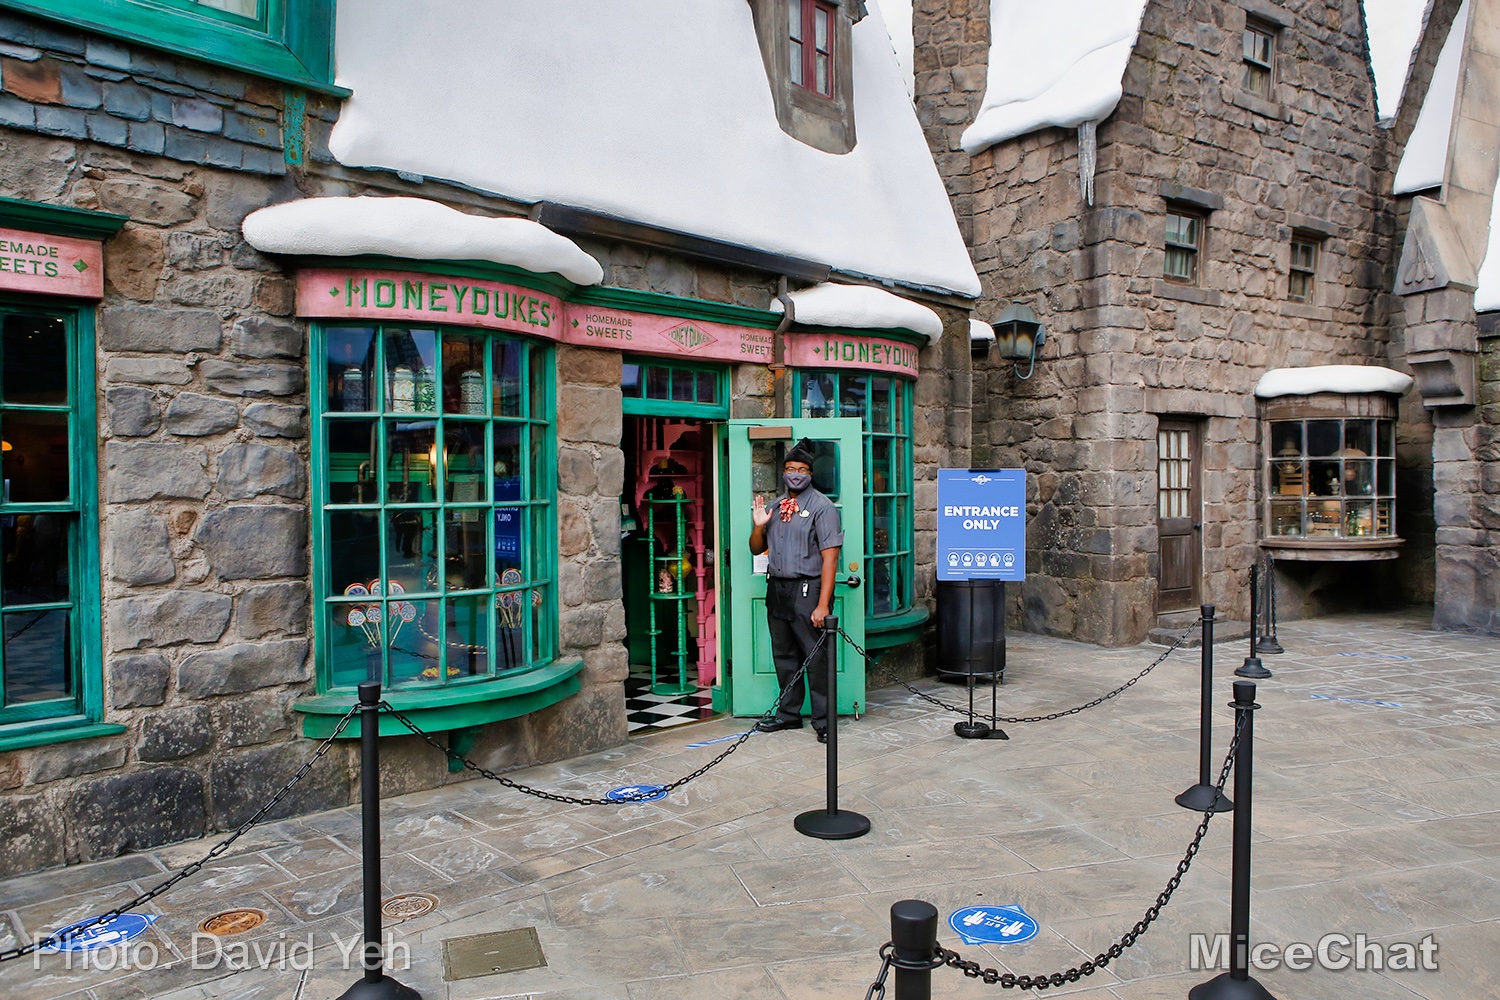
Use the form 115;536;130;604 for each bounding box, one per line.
1255;366;1414;399
772;283;944;343
969;318;996;343
242;196;605;285
1393;0;1468;195
960;0;1148;154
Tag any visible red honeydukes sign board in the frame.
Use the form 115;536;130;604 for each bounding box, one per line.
297;268;776;365
786;331;920;377
0;226;105;298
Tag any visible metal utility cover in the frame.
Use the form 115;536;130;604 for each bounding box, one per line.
442;927;547;981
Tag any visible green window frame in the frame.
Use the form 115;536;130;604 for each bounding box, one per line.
621;358;729;419
794;369;914;620
312;323;557;696
0;300;116;752
2;0;343;94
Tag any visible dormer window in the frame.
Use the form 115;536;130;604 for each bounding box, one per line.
791;1;837;97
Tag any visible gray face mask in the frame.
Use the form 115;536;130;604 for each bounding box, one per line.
784;471;811;492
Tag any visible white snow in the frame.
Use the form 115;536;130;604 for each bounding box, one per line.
771;283;945;342
1363;0;1431;120
327;1;979;298
960;0;1149;154
1475;185;1500;312
241;197;605;285
1393;0;1468;195
969;318;996;342
1255;366;1415;398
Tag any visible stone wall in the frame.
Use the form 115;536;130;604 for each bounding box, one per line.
925;0;1403;644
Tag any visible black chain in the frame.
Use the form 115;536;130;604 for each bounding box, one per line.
384;630;830;806
0;702;361;964
924;712;1244;990
872;618;1200;724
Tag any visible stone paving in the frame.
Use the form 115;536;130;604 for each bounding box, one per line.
0;610;1496;999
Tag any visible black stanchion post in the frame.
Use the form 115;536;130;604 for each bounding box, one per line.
890;899;938;1000
1255;553;1283;654
338;682;422;1000
1176;605;1232;813
1235;562;1271;679
794;616;871;840
1189;681;1278;1000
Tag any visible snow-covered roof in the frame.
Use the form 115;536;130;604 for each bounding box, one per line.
1255;366;1415;398
1393;0;1468;195
871;0;915;98
242;197;605;285
969;318;996;343
771;283;945;342
1364;0;1433;120
327;1;979;299
960;0;1149;154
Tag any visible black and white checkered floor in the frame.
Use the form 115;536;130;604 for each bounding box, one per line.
624;670;719;733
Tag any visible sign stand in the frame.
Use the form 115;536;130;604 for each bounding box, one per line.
955;672;1008;740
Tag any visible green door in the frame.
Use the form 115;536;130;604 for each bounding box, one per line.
723;418;865;718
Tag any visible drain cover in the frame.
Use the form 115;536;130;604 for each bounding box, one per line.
198;909;267;936
381;893;439;920
442;927;547;981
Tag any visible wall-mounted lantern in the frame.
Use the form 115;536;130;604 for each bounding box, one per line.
991;303;1046;379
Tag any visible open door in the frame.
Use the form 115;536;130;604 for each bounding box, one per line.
722;418;865;717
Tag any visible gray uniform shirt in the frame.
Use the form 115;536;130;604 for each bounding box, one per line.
764;487;844;578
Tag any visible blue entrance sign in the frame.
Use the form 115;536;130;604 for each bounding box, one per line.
948;905;1039;945
41;913;158;953
936;470;1026;581
605;784;668;802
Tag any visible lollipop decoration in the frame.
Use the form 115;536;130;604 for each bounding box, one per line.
342;579;422;648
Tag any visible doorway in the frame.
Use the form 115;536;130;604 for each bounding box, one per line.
1156;418;1202;612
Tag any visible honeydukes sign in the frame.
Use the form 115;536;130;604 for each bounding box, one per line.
785;331;920;377
0;227;105;298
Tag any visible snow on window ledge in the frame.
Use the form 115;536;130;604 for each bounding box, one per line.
1255;366;1414;399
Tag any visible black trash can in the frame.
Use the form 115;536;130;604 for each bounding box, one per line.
936;579;1005;681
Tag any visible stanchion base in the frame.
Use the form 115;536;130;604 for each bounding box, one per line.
954;721;992;739
1174;783;1232;812
795;808;871;840
982;728;1010;740
1188;971;1279;999
1235;657;1272;679
337;974;424;1000
1255;636;1284;655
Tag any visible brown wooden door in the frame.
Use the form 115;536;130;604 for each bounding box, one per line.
1156;419;1201;611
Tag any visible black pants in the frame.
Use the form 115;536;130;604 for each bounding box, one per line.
766;576;829;729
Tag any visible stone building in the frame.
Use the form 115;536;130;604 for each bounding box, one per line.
0;1;978;876
915;0;1437;645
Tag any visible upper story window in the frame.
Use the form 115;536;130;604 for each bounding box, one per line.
790;0;837;98
314;324;555;694
1164;210;1204;284
1289;236;1319;302
1;0;340;93
1242;19;1275;98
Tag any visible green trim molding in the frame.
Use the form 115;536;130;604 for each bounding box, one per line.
0;197;127;240
865;606;930;650
573;286;780;329
0;0;348;96
294;658;585;738
0;720;126;753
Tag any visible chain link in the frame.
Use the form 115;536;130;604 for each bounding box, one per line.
865;950;893;999
0;703;361;964
930;712;1245;989
862;617;1200;725
385;630;831;806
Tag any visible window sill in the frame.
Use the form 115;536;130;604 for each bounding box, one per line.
1282;301;1332;321
1230;91;1289;121
866;606;931;650
294;658;584;738
1154;281;1222;307
0;720;127;753
1260;538;1404;562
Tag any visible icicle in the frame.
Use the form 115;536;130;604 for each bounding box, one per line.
1077;119;1098;207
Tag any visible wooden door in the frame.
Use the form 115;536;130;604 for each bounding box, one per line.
1156;419;1201;611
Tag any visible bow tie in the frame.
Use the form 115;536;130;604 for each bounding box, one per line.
779;496;798;522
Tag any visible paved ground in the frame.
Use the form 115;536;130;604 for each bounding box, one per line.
1;610;1496;999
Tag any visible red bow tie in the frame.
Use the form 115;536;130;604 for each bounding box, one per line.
779;496;798;522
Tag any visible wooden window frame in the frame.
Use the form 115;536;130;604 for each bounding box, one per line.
1242;19;1276;99
1164;208;1205;285
790;0;837;99
1288;235;1319;303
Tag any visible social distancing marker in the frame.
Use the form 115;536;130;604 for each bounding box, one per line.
605;784;667;802
41;913;158;952
948;905;1039;945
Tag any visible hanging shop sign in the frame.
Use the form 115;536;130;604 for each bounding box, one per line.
936;469;1026;582
947;905;1039;945
297;268;776;364
785;332;920;377
0;226;105;298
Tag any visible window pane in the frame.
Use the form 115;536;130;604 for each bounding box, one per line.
1306;420;1340;457
529;424;546;501
1289;270;1312;300
386;329;437;413
491;339;523;416
385;508;437;592
328;510;382;597
2;411;71;502
1378;459;1395;496
696;370;719;404
1344;459;1374;497
839;375;866;418
444;422;488;504
1270;499;1301;537
816;52;830;94
443;334;487;415
529;587;549;664
496;586;526;669
1345;500;1374;537
801;373;836;417
494;506;523;576
871;436;893;494
194;0;261;17
492;424;523;501
389;602;438;685
1243;62;1271;96
872;497;894;555
1309;460;1341;496
445;594;492;676
327;603;377;688
622;363;641;397
647;365;670;400
528;345;549;419
1376;500;1395;536
326;419;377;504
814;7;829;49
790;41;804;85
670;370;693;402
1343;420;1373;456
1164;246;1195;281
4;609;70;703
3;315;67;406
1376;421;1394;456
325;327;376;412
788;1;802;41
1291;241;1316;271
870;556;894;615
870;377;892;432
4;513;71;604
385;420;437;503
444;510;488;591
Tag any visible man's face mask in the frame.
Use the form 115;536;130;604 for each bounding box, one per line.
784;470;811;492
